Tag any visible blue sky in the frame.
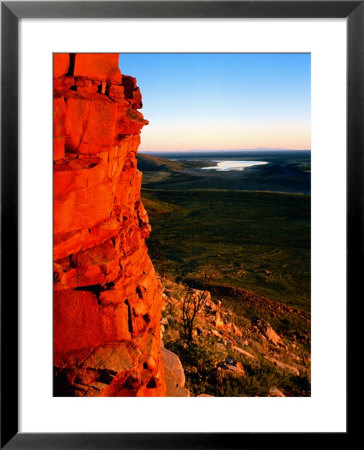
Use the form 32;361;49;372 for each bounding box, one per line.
118;53;310;151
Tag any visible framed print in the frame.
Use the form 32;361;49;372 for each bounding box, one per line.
1;1;360;448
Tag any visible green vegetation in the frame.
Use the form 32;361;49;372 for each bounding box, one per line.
137;153;211;171
161;278;311;397
139;152;311;396
143;189;310;311
167;336;298;397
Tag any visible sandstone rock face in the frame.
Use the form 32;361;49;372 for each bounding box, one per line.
53;53;166;397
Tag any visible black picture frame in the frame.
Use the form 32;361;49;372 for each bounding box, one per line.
1;1;359;448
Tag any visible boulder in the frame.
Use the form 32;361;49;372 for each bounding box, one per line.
72;53;122;83
211;330;222;338
269;387;285;397
264;356;300;376
161;347;190;397
233;346;257;360
226;363;245;376
214;311;224;329
232;323;243;337
265;326;287;348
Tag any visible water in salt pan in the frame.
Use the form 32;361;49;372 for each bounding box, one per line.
201;160;269;171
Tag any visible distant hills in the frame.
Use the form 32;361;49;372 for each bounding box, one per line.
137;154;188;172
137;153;211;171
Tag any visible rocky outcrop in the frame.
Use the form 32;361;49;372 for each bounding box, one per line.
53;53;165;396
159;277;310;396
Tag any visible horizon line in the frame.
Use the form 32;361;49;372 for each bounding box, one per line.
139;148;311;153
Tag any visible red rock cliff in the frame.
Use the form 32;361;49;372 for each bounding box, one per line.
53;53;165;396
